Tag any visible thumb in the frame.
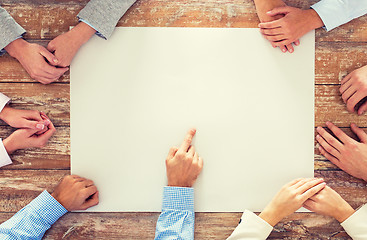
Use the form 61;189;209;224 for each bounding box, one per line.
267;6;293;16
39;46;59;66
47;40;56;53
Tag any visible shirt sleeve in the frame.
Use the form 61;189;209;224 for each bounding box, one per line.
311;0;367;31
0;92;10;114
0;190;68;240
0;139;11;167
341;204;367;240
154;186;195;240
0;7;26;55
226;210;273;240
77;0;137;40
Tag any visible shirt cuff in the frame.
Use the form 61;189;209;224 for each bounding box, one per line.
311;1;346;31
0;139;11;167
28;190;68;225
78;18;105;39
228;210;273;239
162;186;194;212
0;92;10;113
341;204;367;238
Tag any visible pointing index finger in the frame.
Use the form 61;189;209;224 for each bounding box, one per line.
179;128;196;153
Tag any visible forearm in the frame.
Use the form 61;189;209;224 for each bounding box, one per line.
0;7;26;55
0;191;67;239
154;187;195;240
77;0;137;39
253;0;286;22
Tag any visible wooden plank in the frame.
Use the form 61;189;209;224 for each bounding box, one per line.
0;170;360;239
1;41;367;85
0;83;365;127
0;83;69;126
0;126;69;170
1;0;367;42
0;170;364;212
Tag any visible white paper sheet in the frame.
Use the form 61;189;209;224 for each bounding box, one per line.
71;27;315;212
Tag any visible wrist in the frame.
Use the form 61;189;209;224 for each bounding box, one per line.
3;137;17;154
305;9;324;31
4;38;28;60
0;105;10;120
71;22;96;46
334;204;355;223
259;207;283;226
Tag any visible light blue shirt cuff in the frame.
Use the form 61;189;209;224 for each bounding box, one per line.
78;18;106;40
162;186;194;212
311;0;367;32
0;36;23;56
29;190;68;225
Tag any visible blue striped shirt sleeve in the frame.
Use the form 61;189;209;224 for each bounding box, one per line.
154;186;195;240
0;190;68;240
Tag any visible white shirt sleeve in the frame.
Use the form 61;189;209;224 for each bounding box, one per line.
0;139;11;167
341;204;367;240
311;0;367;31
227;210;273;240
0;93;10;113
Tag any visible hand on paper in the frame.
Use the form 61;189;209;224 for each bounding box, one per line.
259;178;325;226
340;65;367;114
0;106;49;131
51;175;99;211
316;122;367;182
166;128;204;188
47;22;96;68
303;186;355;222
253;0;297;53
3;115;56;154
4;39;68;84
258;7;323;49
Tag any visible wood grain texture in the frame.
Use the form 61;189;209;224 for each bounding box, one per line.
0;0;367;239
1;0;367;42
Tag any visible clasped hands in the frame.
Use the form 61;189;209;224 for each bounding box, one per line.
0;106;55;154
4;22;96;84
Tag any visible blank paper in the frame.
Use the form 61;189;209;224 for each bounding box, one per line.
70;27;315;212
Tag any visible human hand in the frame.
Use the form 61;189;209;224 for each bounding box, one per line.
303;186;355;222
259;178;326;226
316;122;367;182
340;65;367;115
253;0;298;53
258;7;324;48
166;128;203;187
51;175;99;211
2;118;56;154
47;22;96;67
0;106;50;131
4;39;69;84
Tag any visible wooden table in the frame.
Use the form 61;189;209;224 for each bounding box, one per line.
0;0;366;239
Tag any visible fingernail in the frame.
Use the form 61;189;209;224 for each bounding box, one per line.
316;135;320;140
54;58;59;64
325;121;331;126
316;126;322;131
45;119;51;125
36;124;45;130
267;11;271;14
282;49;286;53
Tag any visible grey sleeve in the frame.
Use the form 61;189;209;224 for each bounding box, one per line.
0;7;26;54
77;0;137;40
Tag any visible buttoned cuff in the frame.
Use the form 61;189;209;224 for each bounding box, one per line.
341;204;367;238
0;93;10;113
0;139;12;167
162;186;194;212
227;210;273;239
29;190;68;225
